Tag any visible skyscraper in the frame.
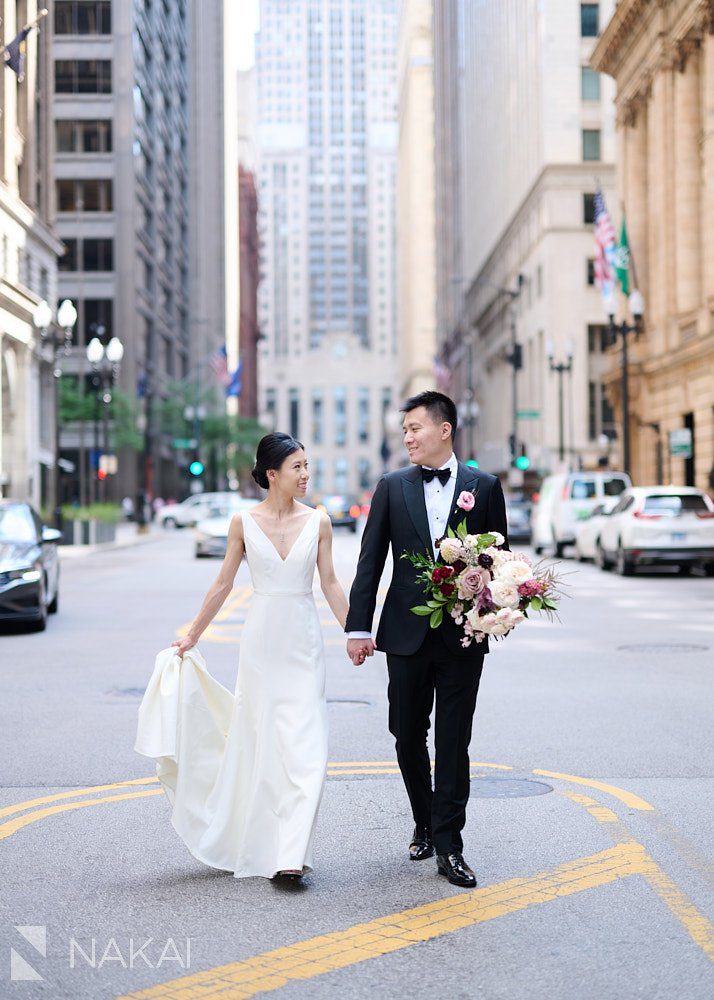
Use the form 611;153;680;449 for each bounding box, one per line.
256;0;398;496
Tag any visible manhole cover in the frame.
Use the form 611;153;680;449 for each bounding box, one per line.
106;687;146;698
617;643;708;654
327;698;371;707
469;778;552;799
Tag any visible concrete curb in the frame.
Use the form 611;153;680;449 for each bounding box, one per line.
58;529;169;560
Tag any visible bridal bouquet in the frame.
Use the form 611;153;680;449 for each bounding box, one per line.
401;491;562;648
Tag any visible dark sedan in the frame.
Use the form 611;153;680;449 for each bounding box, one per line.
505;499;532;544
0;501;61;631
313;494;361;533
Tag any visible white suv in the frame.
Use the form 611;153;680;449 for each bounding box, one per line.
596;486;714;575
157;492;239;529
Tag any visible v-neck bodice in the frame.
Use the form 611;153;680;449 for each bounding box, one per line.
242;508;320;596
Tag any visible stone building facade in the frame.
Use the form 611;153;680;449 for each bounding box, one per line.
592;0;714;489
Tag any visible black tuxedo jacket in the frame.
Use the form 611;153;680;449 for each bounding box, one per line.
345;462;509;657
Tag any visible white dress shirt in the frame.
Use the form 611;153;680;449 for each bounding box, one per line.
347;453;459;641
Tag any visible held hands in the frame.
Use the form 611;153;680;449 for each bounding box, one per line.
346;638;376;667
171;634;197;657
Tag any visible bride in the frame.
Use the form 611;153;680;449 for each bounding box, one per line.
139;432;352;881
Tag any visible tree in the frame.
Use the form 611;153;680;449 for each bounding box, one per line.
59;377;142;451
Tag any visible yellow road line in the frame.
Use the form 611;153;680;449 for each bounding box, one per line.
0;789;164;841
559;789;714;961
0;777;159;820
533;768;654;811
116;843;651;1000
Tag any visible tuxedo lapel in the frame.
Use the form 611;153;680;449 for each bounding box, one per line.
445;464;481;536
401;466;432;554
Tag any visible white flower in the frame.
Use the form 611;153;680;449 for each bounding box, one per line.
489;578;521;609
500;560;532;585
488;531;505;546
439;538;466;564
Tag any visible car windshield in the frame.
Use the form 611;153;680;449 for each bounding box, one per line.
642;494;709;516
603;477;628;496
0;506;36;542
570;479;597;499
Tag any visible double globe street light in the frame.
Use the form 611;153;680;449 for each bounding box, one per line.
86;332;124;501
32;298;78;530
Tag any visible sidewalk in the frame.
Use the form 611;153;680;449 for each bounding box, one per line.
58;521;168;559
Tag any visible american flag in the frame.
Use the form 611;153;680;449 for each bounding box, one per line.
209;345;232;388
593;189;617;313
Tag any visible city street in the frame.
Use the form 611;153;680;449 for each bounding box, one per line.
1;524;713;999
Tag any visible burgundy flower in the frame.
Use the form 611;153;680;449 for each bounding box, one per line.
478;553;494;569
441;582;456;598
452;559;467;574
432;565;455;583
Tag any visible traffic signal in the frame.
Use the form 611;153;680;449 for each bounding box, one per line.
466;458;479;468
507;343;523;370
514;442;530;471
189;459;204;477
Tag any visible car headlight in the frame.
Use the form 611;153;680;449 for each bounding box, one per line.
7;569;41;582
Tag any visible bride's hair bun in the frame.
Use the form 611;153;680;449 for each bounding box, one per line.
252;432;304;490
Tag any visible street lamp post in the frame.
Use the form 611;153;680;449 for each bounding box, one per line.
546;338;574;464
86;333;124;502
32;299;78;530
607;290;644;479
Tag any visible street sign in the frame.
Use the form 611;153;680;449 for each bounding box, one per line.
517;409;540;420
668;428;692;458
172;437;197;450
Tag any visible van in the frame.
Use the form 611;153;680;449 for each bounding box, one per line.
531;471;632;556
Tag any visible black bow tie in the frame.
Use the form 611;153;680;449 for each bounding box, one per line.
421;467;451;487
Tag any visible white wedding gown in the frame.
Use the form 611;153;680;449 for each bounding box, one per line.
135;507;328;879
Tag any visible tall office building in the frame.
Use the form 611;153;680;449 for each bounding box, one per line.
434;0;618;477
50;0;191;503
1;2;62;506
256;0;399;496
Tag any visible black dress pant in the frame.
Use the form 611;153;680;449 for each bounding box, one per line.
386;629;485;855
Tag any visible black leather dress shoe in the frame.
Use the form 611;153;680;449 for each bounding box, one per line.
409;825;435;861
437;852;477;888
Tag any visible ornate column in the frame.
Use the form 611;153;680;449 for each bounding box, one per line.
702;30;714;302
673;43;702;315
623;101;649;304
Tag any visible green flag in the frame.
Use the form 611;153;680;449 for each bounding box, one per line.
615;216;630;295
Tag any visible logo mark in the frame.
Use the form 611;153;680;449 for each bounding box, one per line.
10;925;46;981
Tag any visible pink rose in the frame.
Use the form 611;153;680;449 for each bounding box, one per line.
457;567;488;600
457;490;475;511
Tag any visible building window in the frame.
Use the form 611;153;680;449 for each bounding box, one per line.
289;387;299;439
334;457;348;493
56;178;113;212
580;4;599;37
588;324;609;354
54;59;112;93
587;258;596;286
84;299;114;343
589;381;615;440
82;238;113;271
583;193;596;225
54;1;111;34
55;119;113;153
265;388;277;429
581;67;600;101
334;387;347;447
312;458;325;494
582;129;601;162
357;387;370;443
58;238;78;271
358;458;371;491
311;390;323;444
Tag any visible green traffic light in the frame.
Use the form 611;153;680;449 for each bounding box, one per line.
189;460;204;476
466;458;479;468
515;455;530;471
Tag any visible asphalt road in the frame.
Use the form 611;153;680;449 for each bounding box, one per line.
1;523;712;999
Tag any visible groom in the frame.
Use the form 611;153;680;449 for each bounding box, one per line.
345;390;508;888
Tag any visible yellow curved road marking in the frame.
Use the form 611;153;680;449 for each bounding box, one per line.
115;843;653;1000
533;768;654;811
0;776;159;820
0;789;163;840
560;789;714;960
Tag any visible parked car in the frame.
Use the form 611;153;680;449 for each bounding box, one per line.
312;494;361;533
194;497;260;558
0;501;61;630
505;498;532;544
157;492;240;529
531;471;631;557
596;486;714;575
574;503;610;561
